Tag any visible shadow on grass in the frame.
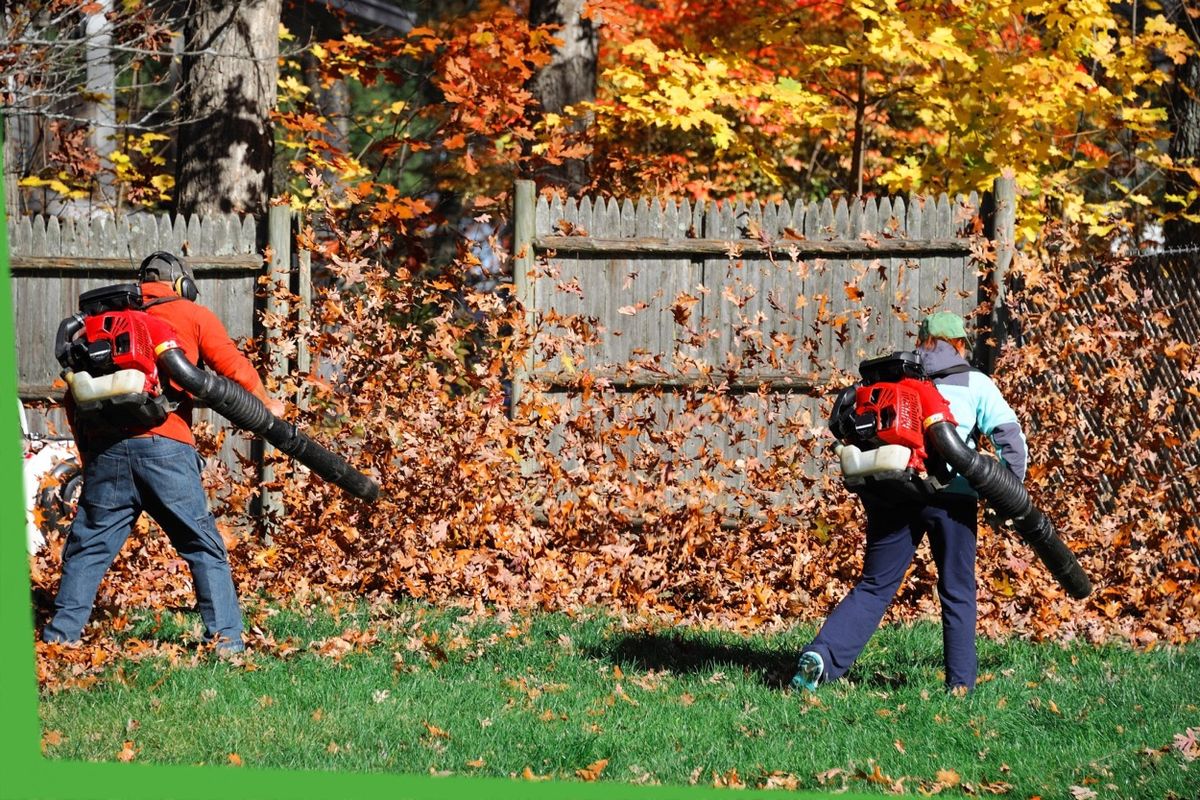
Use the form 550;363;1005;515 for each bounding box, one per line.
590;632;800;690
590;626;1009;693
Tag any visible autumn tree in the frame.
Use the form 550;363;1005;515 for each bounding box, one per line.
528;0;597;191
572;0;1194;242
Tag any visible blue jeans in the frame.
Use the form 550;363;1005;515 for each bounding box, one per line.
803;495;979;689
42;436;243;650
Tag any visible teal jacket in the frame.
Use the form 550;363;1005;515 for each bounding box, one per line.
919;341;1028;496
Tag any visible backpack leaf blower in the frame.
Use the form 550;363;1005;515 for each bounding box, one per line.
55;284;380;502
830;352;1091;599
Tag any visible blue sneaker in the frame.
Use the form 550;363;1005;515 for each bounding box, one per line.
791;651;824;691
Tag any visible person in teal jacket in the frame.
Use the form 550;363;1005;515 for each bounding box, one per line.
793;311;1028;693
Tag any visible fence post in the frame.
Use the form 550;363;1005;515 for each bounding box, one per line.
297;246;311;409
260;205;292;537
511;179;536;413
982;172;1016;374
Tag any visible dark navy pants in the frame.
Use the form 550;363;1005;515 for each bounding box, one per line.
43;436;244;650
803;494;979;689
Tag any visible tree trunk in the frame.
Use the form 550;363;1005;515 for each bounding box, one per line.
850;62;867;199
528;0;596;193
2;9;37;217
84;0;117;207
175;0;282;220
1164;3;1200;250
2;99;29;219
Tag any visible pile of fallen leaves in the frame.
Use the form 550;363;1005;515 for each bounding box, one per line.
27;223;1199;667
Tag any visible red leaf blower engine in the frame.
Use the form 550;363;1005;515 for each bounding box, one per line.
829;352;1091;599
55;284;379;502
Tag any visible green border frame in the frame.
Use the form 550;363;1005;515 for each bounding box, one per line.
0;151;857;800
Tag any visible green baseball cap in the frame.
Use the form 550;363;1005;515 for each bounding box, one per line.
918;311;970;342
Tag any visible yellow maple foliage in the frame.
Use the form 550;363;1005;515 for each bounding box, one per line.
575;0;1195;241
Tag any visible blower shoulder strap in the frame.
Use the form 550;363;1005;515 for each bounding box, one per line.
142;295;182;309
138;295;202;376
925;362;983;452
926;363;975;379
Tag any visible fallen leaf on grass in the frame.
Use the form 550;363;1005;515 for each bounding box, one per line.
42;730;63;749
866;763;891;784
978;780;1014;794
816;767;845;786
228;753;243;766
576;758;608;781
1070;787;1098;800
631;671;666;691
759;771;800;790
521;766;551;781
936;769;961;787
1173;727;1197;760
117;741;137;762
613;683;639;706
423;722;450;739
712;768;744;788
861;761;904;793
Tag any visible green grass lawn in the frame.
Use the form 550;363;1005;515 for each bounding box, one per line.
37;602;1198;798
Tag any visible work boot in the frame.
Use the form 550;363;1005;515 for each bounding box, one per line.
791;651;824;691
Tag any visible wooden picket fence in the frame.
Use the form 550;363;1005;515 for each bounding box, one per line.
510;178;1013;515
9;183;1016;522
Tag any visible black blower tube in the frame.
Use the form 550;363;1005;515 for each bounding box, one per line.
158;348;380;502
925;421;1091;599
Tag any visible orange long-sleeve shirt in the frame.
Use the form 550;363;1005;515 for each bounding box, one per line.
67;282;270;454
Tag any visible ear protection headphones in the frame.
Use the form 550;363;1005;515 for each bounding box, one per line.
138;251;199;302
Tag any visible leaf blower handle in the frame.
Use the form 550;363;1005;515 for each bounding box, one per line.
54;314;85;367
156;345;380;502
924;419;1091;599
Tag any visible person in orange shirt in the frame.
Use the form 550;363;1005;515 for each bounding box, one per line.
43;252;284;654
